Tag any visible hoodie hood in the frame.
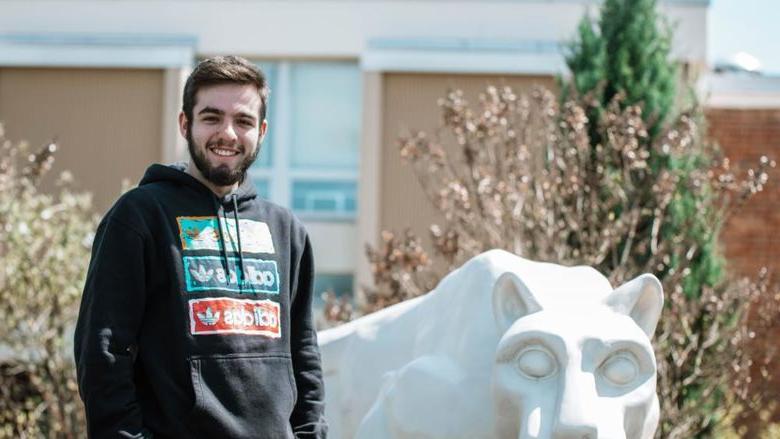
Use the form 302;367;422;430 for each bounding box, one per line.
139;162;258;205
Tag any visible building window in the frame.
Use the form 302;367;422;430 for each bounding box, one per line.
249;60;360;222
292;180;357;218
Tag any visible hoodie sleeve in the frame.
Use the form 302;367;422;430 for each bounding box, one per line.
289;233;328;438
74;214;152;438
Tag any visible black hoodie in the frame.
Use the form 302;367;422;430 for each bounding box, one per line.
74;164;327;438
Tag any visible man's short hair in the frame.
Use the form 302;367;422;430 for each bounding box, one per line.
182;55;270;123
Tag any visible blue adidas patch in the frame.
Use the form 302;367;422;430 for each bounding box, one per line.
183;256;280;294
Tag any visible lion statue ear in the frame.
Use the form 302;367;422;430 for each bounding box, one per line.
492;272;543;333
604;274;664;338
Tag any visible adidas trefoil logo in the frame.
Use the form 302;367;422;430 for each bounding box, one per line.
190;265;215;283
197;307;220;326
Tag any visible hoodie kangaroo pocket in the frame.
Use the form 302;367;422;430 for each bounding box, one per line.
188;353;296;438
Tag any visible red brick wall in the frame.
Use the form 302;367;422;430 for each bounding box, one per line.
707;108;780;276
708;108;780;431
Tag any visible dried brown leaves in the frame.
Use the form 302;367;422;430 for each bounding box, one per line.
351;85;779;437
0;126;94;437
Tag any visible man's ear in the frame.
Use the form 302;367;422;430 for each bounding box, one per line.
604;274;664;338
178;111;188;138
492;272;542;334
258;119;268;144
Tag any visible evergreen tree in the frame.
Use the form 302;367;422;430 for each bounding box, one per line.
564;0;724;298
567;0;677;139
563;1;730;436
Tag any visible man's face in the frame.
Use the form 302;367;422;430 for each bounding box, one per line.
180;83;267;189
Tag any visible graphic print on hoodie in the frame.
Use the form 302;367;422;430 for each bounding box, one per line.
178;214;282;336
74;163;327;439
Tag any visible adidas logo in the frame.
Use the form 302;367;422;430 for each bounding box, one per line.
197;306;220;325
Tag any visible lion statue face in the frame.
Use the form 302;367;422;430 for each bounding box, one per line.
492;272;662;439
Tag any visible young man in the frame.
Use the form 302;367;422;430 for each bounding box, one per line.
74;56;327;438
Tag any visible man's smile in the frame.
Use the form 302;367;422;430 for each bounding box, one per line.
207;144;242;158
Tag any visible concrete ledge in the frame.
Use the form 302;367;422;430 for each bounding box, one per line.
362;38;566;74
0;33;196;69
702;72;780;109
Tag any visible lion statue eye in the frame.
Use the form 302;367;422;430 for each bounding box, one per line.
600;352;639;386
515;347;557;380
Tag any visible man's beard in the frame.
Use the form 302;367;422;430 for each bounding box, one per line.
187;128;260;187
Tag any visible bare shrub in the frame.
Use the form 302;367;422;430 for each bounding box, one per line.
326;86;779;437
0;125;95;438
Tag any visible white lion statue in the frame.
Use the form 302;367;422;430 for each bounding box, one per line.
318;249;663;439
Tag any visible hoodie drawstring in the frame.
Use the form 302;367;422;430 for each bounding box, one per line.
212;193;246;291
213;199;230;276
231;194;246;286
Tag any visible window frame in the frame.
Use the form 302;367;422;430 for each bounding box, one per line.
250;60;360;222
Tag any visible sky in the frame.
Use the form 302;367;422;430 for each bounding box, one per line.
708;0;780;75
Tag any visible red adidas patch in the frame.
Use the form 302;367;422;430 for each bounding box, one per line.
189;297;281;338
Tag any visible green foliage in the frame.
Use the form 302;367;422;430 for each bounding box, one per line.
567;0;677;139
564;0;723;300
563;15;605;101
564;4;738;432
0;125;95;437
601;0;676;135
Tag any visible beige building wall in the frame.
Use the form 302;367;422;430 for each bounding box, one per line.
0;67;164;212
379;73;556;247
